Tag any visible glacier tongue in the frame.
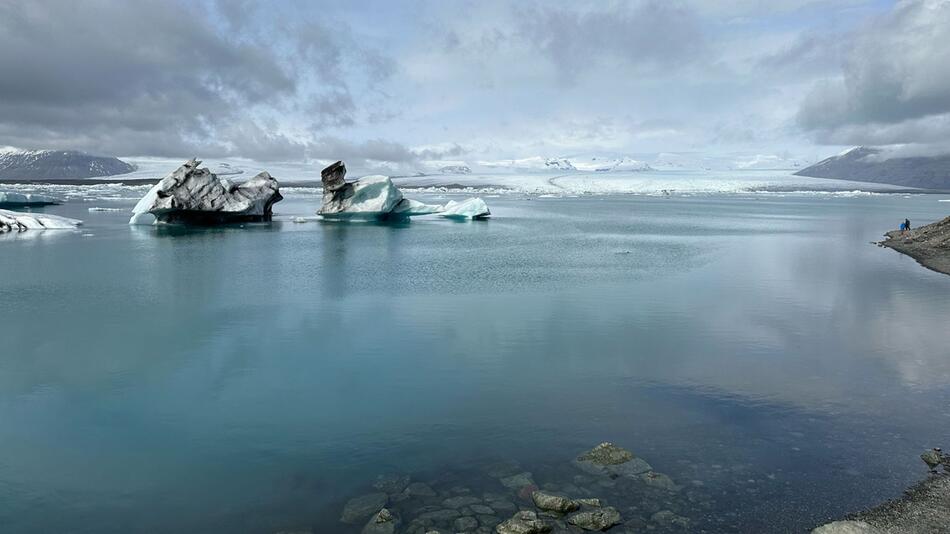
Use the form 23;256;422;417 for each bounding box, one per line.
0;209;82;232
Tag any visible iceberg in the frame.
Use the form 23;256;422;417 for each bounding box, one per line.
439;197;491;219
0;209;82;232
317;161;443;220
0;191;60;207
129;159;283;225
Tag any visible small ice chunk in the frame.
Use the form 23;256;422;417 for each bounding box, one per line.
0;209;82;232
0;191;60;207
440;197;490;219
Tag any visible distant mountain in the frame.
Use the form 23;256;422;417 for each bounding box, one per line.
795;147;950;190
0;149;136;180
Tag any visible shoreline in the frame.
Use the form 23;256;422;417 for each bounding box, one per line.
879;216;950;275
814;474;950;533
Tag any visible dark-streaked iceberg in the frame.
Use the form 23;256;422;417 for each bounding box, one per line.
129;159;283;225
0;191;60;208
317;161;489;220
0;209;82;232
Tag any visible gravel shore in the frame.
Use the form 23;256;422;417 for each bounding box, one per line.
880;216;950;275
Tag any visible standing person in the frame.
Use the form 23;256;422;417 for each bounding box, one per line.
900;221;906;235
905;218;911;232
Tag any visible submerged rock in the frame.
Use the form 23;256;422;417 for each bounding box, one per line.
129;159;282;225
362;508;398;534
0;209;81;232
495;510;552;534
573;442;652;478
566;507;621;531
341;492;389;524
531;491;580;514
373;473;411;494
920;448;944;471
651;510;690;529
639;471;679;491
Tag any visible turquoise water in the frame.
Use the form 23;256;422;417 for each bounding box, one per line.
1;192;949;533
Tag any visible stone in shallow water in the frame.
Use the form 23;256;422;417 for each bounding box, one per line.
443;495;482;508
639;471;678;491
531;491;580;514
470;504;496;515
341;492;389;524
454;515;479;531
495;510;552;534
405;482;437;497
573;442;652;478
651;510;690;529
373;473;411;494
567;506;621;531
362;508;397;534
811;521;882;534
500;472;536;490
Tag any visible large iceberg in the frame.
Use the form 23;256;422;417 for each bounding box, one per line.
317;161;443;220
0;209;82;232
129;159;283;225
0;191;60;208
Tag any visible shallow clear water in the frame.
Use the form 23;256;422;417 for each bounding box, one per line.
1;192;949;533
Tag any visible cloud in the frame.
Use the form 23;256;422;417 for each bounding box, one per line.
517;1;707;85
0;0;392;160
797;0;950;148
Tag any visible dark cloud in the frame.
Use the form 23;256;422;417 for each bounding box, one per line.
518;1;706;85
797;0;950;148
0;0;392;160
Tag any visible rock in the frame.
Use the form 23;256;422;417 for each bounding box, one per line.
651;510;690;529
362;508;397;534
567;507;621;531
811;520;882;534
921;448;944;471
531;491;580;514
495;510;552;534
455;515;479;531
374;473;411;494
416;509;461;522
485;461;523;479
471;504;495;515
341;492;389;524
405;482;437;497
500;472;536;490
574;443;652;478
129;159;282;225
578;443;633;465
576;498;601;507
639;471;678;491
443;496;482;508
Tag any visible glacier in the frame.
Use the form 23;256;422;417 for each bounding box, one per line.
0;209;82;232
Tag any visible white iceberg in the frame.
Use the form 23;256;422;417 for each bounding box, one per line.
439;197;491;219
0;191;60;207
317;162;448;220
0;209;82;232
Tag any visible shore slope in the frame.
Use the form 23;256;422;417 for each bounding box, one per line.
880;216;950;275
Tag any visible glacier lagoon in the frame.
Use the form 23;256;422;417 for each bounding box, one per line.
1;185;950;533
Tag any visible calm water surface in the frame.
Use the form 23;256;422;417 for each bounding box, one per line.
1;192;949;533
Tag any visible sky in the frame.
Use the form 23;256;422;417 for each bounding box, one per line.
1;0;948;170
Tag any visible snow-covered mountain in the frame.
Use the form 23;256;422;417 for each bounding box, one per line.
0;148;136;180
795;146;950;190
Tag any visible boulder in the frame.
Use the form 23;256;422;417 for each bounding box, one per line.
651;510;690;529
0;209;81;232
639;471;678;491
566;507;621;531
531;491;580;514
573;442;652;478
495;510;552;534
362;508;397;534
373;473;411;494
129;159;282;225
454;515;479;531
341;492;389;524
